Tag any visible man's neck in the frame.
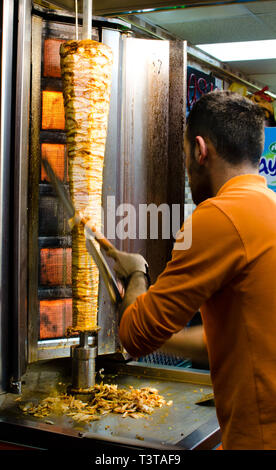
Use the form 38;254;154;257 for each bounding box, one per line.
211;164;259;197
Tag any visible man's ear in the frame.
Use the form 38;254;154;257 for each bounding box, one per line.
195;136;208;165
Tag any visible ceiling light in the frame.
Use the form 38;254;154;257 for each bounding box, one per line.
196;40;276;62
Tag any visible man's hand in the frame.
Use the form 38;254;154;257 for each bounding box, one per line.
106;247;149;318
106;248;148;280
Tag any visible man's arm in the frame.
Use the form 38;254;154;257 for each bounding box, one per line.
115;202;247;358
160;325;209;366
118;271;148;321
114;254;209;364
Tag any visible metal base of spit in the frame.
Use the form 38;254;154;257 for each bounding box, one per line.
69;332;98;393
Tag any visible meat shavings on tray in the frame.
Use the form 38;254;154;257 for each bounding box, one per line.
20;383;173;424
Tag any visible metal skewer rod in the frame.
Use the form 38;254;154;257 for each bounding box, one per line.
82;0;92;40
75;0;79;40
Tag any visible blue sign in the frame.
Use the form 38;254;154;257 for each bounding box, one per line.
259;127;276;192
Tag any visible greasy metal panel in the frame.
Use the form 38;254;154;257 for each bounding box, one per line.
121;37;170;282
120;37;187;281
97;28;123;355
166;40;186;255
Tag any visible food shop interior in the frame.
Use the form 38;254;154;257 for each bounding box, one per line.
0;0;275;451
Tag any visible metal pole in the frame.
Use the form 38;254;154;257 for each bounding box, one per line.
82;0;92;40
75;0;78;40
12;0;32;392
0;0;14;393
71;333;97;390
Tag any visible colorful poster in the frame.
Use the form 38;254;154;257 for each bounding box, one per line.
259;127;276;192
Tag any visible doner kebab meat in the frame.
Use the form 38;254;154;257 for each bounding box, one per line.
60;40;113;331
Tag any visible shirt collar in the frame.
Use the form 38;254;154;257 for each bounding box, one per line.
216;174;267;197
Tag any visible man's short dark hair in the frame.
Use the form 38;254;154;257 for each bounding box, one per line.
186;90;265;166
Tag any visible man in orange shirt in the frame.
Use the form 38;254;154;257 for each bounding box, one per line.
108;91;276;450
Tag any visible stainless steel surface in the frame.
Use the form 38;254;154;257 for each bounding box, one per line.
167;40;187;251
37;336;101;361
120;37;187;282
0;0;15;393
121;36;161;261
178;414;221;450
97;28;124;356
71;333;97;389
115;361;212;385
85;226;122;305
0;360;219;449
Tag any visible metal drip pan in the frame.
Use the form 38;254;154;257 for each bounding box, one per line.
0;359;220;450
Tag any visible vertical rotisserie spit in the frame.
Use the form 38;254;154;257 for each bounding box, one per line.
60;38;113;391
60;40;113;333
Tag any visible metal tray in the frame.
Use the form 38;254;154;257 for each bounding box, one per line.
0;359;220;450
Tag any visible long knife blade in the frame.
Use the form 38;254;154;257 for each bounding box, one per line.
85;225;122;304
42;157;122;304
42;158;115;253
42;158;75;219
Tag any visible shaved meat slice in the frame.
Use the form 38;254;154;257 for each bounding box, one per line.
21;383;173;423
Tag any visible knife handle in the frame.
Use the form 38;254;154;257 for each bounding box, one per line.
82;216;115;253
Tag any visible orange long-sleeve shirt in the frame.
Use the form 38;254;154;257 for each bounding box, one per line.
119;174;276;450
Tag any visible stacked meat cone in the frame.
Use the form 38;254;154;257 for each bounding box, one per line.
60;40;113;332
